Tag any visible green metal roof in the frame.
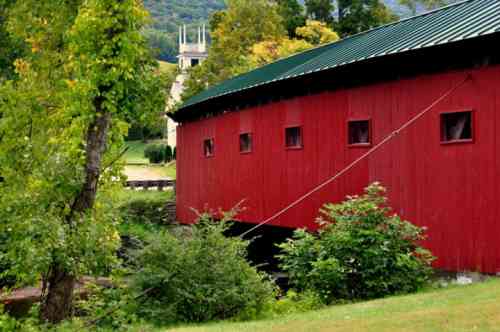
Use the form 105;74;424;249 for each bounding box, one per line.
181;0;500;110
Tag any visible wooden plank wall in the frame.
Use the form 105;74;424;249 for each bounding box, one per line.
176;65;500;273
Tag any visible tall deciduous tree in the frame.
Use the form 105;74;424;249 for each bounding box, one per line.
182;0;285;101
336;0;397;37
250;20;339;67
399;0;449;15
275;0;306;38
305;0;334;25
0;0;164;323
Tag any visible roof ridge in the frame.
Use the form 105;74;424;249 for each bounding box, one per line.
218;0;476;80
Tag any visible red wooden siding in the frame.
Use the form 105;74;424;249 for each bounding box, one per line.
176;65;500;274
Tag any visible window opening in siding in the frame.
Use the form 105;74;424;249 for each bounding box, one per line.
348;120;371;146
285;126;302;148
239;133;252;153
204;138;214;157
441;111;473;143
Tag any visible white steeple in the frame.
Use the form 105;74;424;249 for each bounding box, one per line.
177;24;208;71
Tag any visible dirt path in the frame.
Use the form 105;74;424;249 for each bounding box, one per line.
124;165;171;181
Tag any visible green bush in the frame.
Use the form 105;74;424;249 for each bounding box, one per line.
144;144;165;164
165;145;173;162
75;283;138;331
172;147;176;160
278;182;435;304
132;212;276;324
143;144;174;164
0;307;18;332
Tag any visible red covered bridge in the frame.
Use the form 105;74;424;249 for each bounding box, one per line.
170;0;500;274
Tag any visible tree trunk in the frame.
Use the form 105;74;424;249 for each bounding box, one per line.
40;102;111;323
40;266;76;323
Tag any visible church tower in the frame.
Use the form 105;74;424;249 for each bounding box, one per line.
167;25;208;148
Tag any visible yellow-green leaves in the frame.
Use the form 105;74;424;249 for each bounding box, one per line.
0;0;164;285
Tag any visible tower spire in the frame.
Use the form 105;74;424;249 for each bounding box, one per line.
179;26;182;47
202;24;206;48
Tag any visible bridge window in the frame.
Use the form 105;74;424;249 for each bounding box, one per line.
348;120;371;146
203;138;214;157
240;133;252;153
441;111;473;143
285;126;302;149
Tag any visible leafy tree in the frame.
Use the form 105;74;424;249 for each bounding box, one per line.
275;0;307;38
0;0;164;323
182;0;285;101
296;20;339;45
250;20;339;67
399;0;448;15
305;0;334;25
336;0;398;36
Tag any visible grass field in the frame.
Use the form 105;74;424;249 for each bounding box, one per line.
123;141;150;164
168;278;500;332
159;60;177;75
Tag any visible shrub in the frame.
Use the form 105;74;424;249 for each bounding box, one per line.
144;144;174;163
144;144;165;164
278;182;435;304
172;147;176;160
165;145;173;162
75;282;138;331
0;307;18;332
132;211;276;324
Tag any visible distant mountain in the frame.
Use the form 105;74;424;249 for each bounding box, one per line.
144;0;432;62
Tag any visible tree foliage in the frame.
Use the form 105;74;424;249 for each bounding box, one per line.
336;0;398;36
0;0;165;322
182;0;285;101
278;183;435;304
305;0;335;25
275;0;307;38
249;20;339;67
0;0;25;80
399;0;448;15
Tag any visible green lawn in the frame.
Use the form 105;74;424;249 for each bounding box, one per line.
168;279;500;332
123;141;150;164
159;60;177;75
